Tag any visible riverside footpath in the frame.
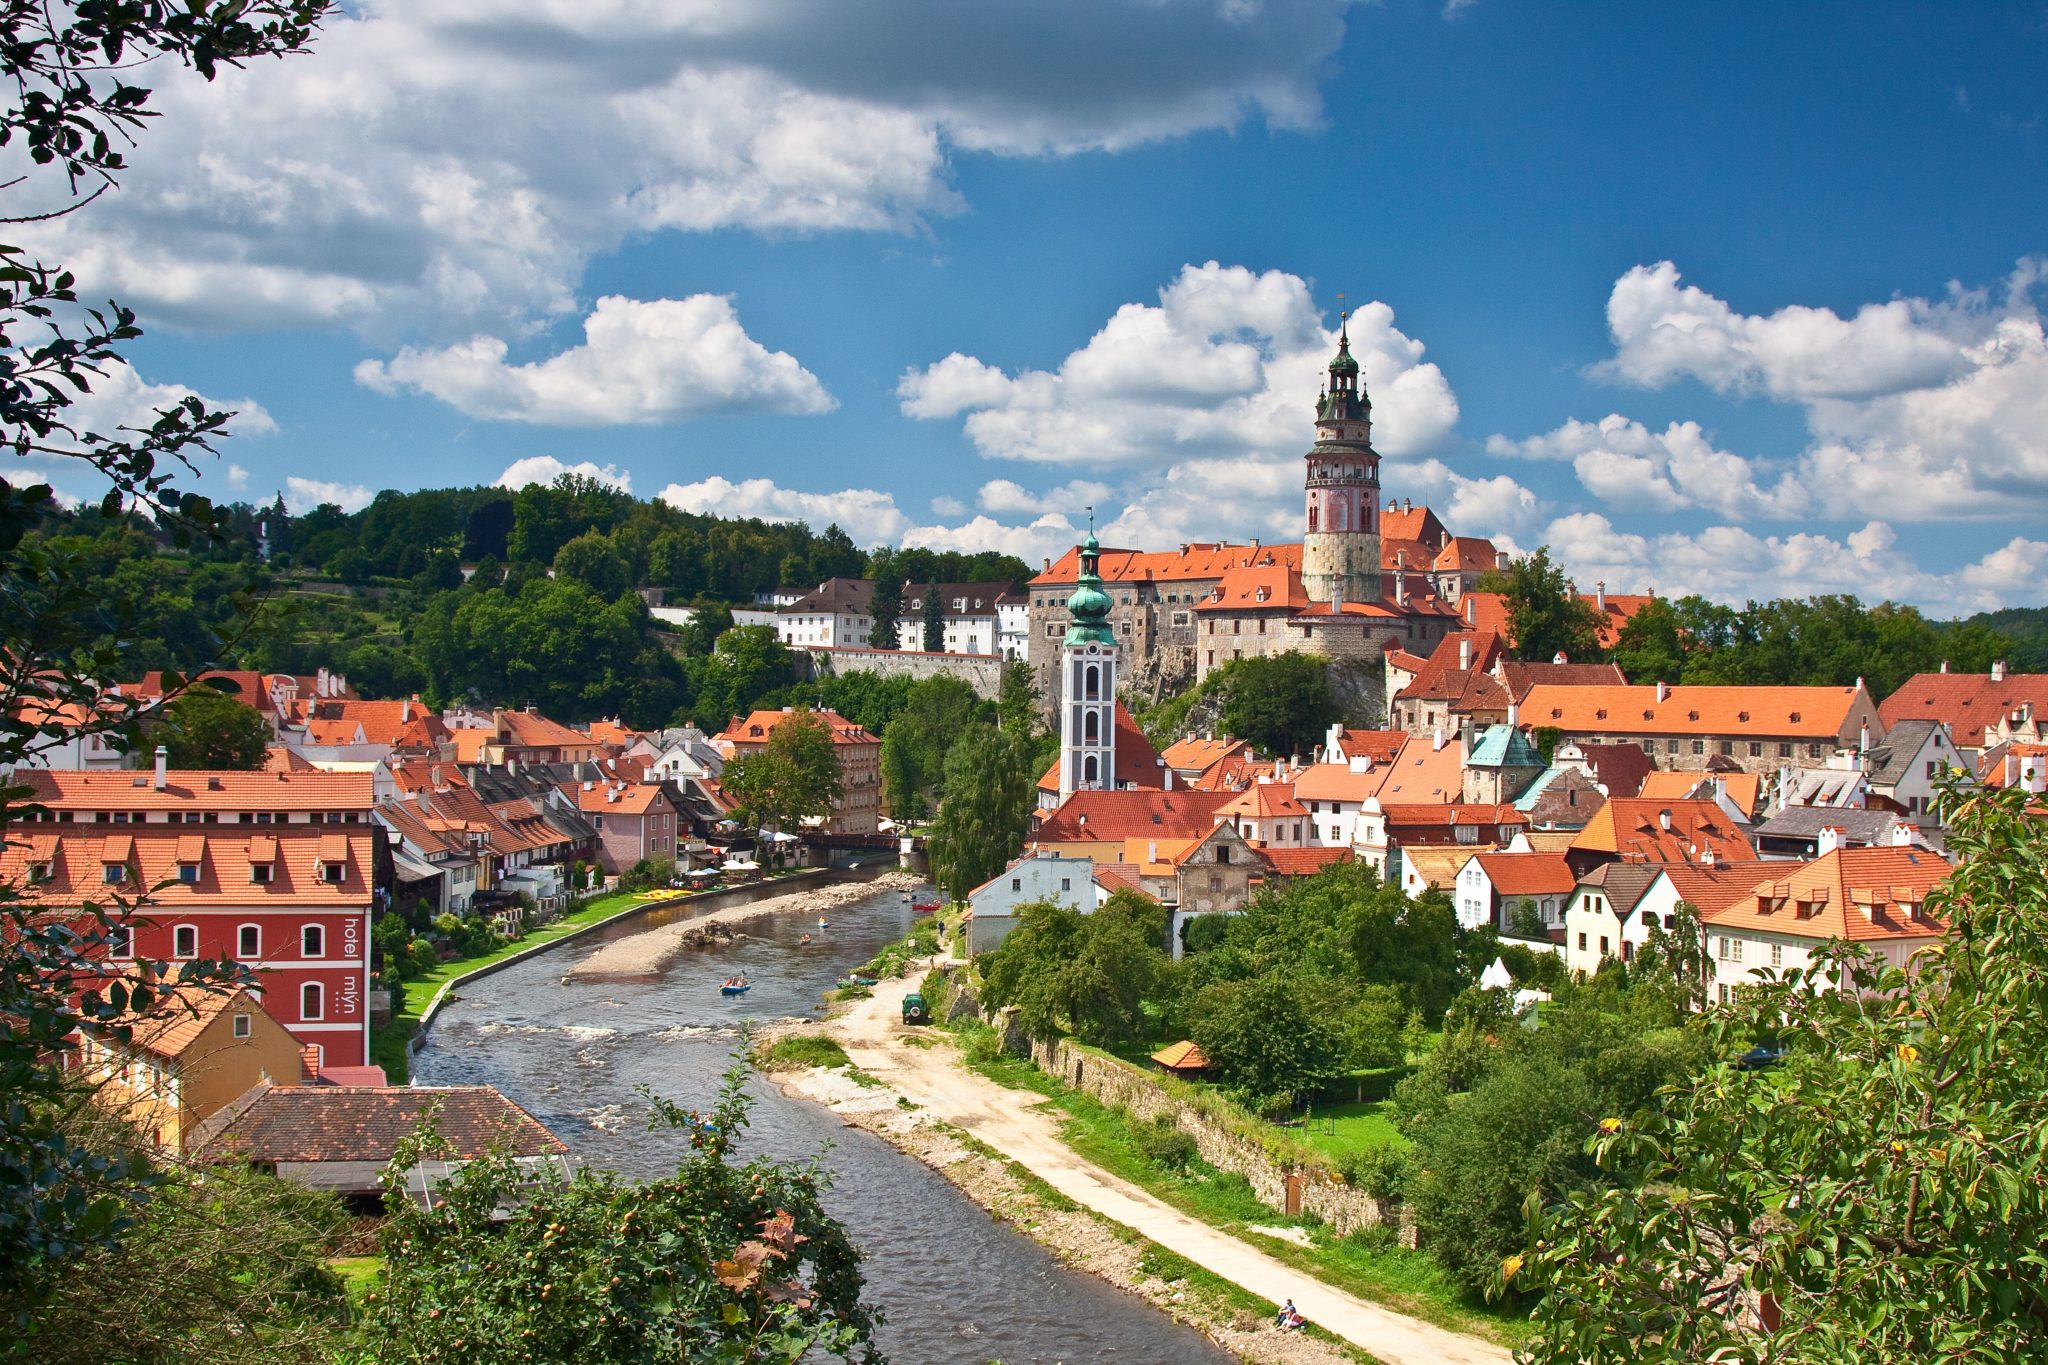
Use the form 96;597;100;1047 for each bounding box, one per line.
795;966;1514;1365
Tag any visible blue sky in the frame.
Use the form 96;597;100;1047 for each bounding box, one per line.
31;1;2048;613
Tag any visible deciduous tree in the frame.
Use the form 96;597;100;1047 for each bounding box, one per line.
720;707;842;835
155;684;272;769
926;722;1036;901
1218;652;1337;759
1481;548;1603;664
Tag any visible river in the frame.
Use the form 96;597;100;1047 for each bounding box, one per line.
411;876;1234;1365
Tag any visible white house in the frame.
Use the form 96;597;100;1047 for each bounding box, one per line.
1701;846;1954;1002
1862;719;1968;818
1563;861;1778;978
965;852;1102;955
998;594;1031;663
1455;851;1577;936
775;579;875;649
1293;760;1380;848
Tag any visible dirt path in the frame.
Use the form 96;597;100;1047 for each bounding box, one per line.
564;872;919;980
818;968;1514;1365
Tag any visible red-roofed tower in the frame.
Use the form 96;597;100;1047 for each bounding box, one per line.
1303;313;1382;609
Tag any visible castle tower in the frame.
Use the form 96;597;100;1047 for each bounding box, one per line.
1302;314;1382;607
1058;531;1118;798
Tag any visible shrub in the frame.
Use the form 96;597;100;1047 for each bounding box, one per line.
1338;1144;1408;1200
756;1034;852;1071
1134;1115;1198;1172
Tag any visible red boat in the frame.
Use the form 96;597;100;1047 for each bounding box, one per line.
911;899;941;913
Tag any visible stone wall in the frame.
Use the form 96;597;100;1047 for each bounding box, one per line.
1023;1034;1397;1236
801;647;1006;699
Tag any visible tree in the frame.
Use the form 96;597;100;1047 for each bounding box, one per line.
1516;784;2048;1361
0;0;334;1300
1190;973;1343;1104
1218;652;1338;759
674;602;733;657
877;676;990;822
921;581;944;651
720;708;842;834
552;528;631;600
155;684;272;769
978;892;1169;1048
869;572;902;651
371;1056;877;1362
1482;548;1603;664
926;722;1037;901
1609;595;1687;684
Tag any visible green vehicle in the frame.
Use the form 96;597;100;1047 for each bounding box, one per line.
901;992;929;1025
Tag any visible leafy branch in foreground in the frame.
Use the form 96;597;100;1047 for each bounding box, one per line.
1514;782;2048;1362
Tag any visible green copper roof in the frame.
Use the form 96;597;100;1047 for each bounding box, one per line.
1064;533;1115;647
1468;723;1545;770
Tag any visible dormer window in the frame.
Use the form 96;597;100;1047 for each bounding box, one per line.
102;863;126;885
322;861;346;885
27;861;51;885
178;863;200;885
250;862;274;885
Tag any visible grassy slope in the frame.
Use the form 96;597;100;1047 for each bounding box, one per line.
1292;1100;1410;1161
952;1026;1533;1349
371;889;657;1082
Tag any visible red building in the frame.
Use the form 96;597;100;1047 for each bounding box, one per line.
13;766;380;1068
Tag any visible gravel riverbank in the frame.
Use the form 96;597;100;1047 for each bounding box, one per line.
563;871;921;981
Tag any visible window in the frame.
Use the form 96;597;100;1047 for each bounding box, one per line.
1010;878;1021;892
1925;759;1940;778
102;862;126;884
1770;942;1784;968
173;925;198;959
1778;743;1793;758
1691;739;1705;756
1749;741;1763;757
301;983;323;1021
238;925;260;958
108;923;133;959
1216;845;1231;865
1718;984;1732;1005
1807;743;1824;759
232;1014;251;1039
250;862;273;884
178;862;200;884
1577;932;1587;951
1720;741;1735;755
1599;935;1610;955
1666;739;1679;754
1060;878;1071;892
302;925;325;957
322;861;345;885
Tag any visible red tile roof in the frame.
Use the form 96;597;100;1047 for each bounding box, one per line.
1878;671;2048;749
1221;782;1308;821
1033;543;1303;587
1033;789;1232;843
1701;847;1954;943
1380;504;1449;550
1193;563;1310;613
1260;846;1353;878
1159;736;1254;776
1471;851;1577;896
1432;536;1499;574
1151;1040;1212;1071
18;768;375;813
1;827;376;907
1497;660;1628;701
721;708;879;748
1035;703;1166;793
206;1085;566;1163
1521;684;1868;740
104;983;272;1060
1571;798;1757;865
1327;728;1408;764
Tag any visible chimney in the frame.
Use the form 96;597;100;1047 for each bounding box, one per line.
1890;821;1916;847
1992;659;2007;683
1396;573;1407;607
1655;680;1670;703
316;666;330;698
1148;839;1158;863
1459;638;1472;670
153;745;168;790
1553;651;1568;665
1858;722;1870;754
1507;702;1519;728
1403;497;1412;513
1818;825;1846;856
1433;727;1446;752
401;698;411;723
1495;550;1510;571
1939;659;1949;674
1595;581;1607;612
1464;597;1475;624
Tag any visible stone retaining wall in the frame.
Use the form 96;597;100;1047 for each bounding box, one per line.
1024;1034;1399;1237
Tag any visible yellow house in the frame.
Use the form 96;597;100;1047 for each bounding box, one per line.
77;984;306;1154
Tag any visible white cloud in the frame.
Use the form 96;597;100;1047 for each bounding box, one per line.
356;295;832;424
904;513;1079;565
225;464;251;491
657;475;910;546
21;1;1356;336
1592;260;1973;402
1504;258;2048;522
495;456;633;492
899;261;1459;467
1442;0;1478;17
284;477;373;514
1488;414;1810;520
1540;511;2048;615
977;478;1115;516
61;361;276;442
929;495;967;517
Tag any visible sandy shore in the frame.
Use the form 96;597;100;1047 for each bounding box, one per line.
562;870;922;981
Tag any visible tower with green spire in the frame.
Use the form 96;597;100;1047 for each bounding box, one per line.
1058;527;1118;796
1302;311;1383;609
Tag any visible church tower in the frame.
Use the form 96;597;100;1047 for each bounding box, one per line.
1058;531;1118;798
1302;314;1382;608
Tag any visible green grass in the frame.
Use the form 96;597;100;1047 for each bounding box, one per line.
1291;1100;1411;1161
326;1254;382;1306
754;1033;852;1071
948;1020;1531;1348
371;890;659;1082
